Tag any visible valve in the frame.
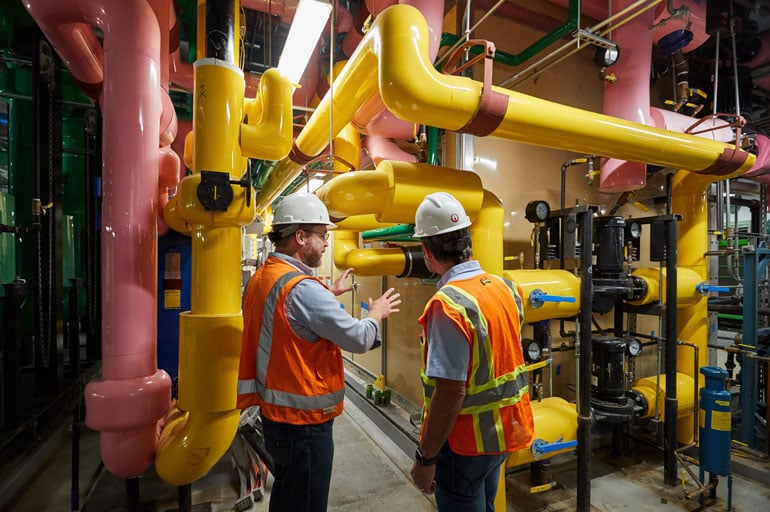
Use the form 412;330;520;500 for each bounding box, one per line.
695;282;730;295
530;437;578;460
528;288;577;309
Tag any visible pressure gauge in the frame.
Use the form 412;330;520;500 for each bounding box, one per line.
626;221;642;240
626;337;642;357
594;45;620;68
525;200;551;223
525;340;542;362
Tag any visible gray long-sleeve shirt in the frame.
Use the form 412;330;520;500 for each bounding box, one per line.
271;252;381;353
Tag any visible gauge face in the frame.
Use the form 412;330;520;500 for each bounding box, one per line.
627;221;641;240
526;340;542;362
627;338;642;357
594;46;620;67
525;200;551;223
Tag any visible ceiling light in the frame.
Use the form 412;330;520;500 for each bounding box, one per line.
277;0;332;87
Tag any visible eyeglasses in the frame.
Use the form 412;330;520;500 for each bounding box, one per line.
302;229;330;240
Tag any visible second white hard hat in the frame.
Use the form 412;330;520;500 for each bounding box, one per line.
413;192;471;238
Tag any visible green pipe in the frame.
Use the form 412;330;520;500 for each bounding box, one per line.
426;126;439;166
717;238;749;248
440;0;580;68
361;224;415;241
717;313;743;321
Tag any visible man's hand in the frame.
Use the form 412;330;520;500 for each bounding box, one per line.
367;288;401;321
410;461;436;494
329;268;354;296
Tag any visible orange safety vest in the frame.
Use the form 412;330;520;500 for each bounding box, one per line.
237;257;344;424
418;273;534;455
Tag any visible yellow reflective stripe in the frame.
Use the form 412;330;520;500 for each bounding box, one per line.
438;286;490;386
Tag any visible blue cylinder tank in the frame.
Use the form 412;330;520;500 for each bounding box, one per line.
699;366;731;476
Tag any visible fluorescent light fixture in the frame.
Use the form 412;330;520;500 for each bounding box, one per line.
277;0;332;86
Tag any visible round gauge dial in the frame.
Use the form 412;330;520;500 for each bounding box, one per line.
627;338;642;357
627;221;641;240
525;200;551;223
526;340;542;362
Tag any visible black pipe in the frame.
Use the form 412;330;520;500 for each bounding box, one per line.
664;210;679;486
179;484;193;512
205;0;237;62
2;280;26;430
67;278;82;380
70;404;81;511
577;209;594;512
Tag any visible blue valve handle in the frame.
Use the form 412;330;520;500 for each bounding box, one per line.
529;289;577;305
696;283;730;294
531;437;578;458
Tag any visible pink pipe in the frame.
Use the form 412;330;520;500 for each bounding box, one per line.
600;0;709;192
25;0;172;478
599;0;655;192
364;134;417;165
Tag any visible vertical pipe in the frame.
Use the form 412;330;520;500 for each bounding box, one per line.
664;211;679;485
84;114;101;361
577;208;594;511
67;278;81;379
70;404;80;511
205;0;237;62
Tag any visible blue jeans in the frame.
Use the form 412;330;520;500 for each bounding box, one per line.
261;415;335;512
434;443;509;512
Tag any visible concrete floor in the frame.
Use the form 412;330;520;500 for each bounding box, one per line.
5;389;770;511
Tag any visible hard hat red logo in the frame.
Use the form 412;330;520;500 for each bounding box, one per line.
450;213;459;223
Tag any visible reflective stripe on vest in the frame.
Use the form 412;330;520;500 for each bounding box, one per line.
421;276;528;453
237;270;345;410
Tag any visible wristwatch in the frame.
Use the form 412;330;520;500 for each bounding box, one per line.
415;447;438;466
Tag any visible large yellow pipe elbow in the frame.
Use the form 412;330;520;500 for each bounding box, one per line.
241;68;293;161
629;267;704;307
332;229;407;276
506;397;578;467
631;371;697;444
318;160;483;223
505;269;581;323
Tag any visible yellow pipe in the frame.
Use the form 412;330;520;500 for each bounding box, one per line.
335;214;396;231
629;267;703;307
319;160;484;223
255;4;755;212
505;397;578;467
241;68;294;160
333;230;410;276
505;269;581;323
156;55;293;484
471;190;504;275
631;371;697;445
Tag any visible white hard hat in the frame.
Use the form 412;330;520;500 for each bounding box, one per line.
413;192;471;238
272;192;336;228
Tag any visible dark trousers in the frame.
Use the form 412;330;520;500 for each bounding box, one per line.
434;443;509;512
261;414;335;512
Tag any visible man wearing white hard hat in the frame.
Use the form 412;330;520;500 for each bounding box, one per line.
237;191;401;512
409;192;534;511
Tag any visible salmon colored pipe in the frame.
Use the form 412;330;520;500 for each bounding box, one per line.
25;0;173;478
256;5;755;212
